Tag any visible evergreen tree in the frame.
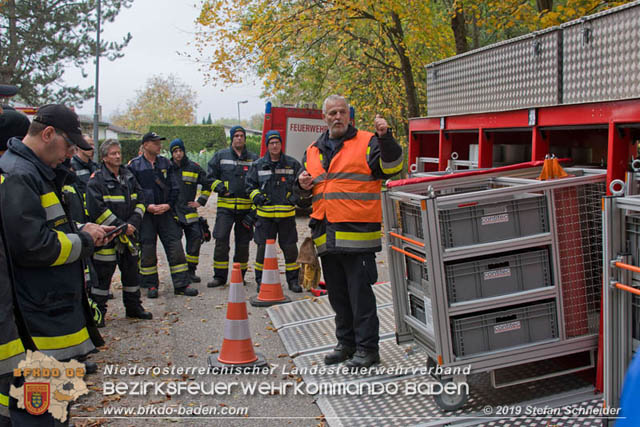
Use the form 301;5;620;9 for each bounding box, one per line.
0;0;132;105
206;113;212;124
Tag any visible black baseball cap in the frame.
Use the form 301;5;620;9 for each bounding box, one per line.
0;85;18;98
0;110;31;151
142;132;166;143
32;104;92;150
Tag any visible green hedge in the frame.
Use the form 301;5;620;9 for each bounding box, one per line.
245;135;262;156
147;125;227;153
118;139;143;164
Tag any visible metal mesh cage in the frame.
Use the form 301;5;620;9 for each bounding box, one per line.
553;182;604;338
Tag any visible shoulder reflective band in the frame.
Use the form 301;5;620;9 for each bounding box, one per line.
103;195;126;203
182;171;198;182
41;192;65;222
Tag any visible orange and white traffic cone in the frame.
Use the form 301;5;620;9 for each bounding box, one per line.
250;239;291;307
209;263;266;368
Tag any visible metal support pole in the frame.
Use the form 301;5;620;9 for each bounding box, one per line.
92;0;101;162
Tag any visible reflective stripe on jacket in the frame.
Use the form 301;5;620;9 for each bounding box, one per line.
173;157;212;224
0;138;102;360
86;163;146;261
301;126;402;255
206;147;257;212
246;153;305;219
306;130;381;223
128;155;178;207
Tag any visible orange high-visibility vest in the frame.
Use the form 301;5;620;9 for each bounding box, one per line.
306;130;382;223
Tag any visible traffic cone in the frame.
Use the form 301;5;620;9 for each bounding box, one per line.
209;263;266;369
250;239;291;307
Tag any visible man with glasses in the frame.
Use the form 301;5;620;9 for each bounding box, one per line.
70;133;98;196
0;104;114;378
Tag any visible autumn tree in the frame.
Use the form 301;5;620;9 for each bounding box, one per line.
194;0;630;135
0;0;132;105
112;74;198;133
443;0;631;54
195;0;454;135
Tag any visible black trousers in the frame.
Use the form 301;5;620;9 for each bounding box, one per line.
92;249;142;313
254;217;299;286
139;213;189;289
180;221;202;271
321;252;379;352
212;209;252;282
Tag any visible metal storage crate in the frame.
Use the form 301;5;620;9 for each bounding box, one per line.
383;165;606;411
451;300;558;358
439;194;548;248
445;247;552;304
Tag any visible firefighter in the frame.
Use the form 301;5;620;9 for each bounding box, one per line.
246;130;307;293
0;83;35;427
169;138;212;283
206;126;258;288
0;104;110;371
128;132;198;298
86;139;152;325
298;95;403;368
70;133;98;196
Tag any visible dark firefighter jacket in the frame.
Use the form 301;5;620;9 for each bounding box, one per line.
301;125;403;255
0;175;34;378
86;163;146;262
207;147;257;211
128;154;179;208
70;155;98;196
172;156;212;224
246;152;308;219
0;138;104;361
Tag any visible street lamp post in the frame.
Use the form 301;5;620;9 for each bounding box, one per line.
92;0;101;162
237;100;248;123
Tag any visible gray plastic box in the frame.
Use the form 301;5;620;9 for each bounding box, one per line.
445;248;552;304
439;194;548;248
451;300;558;357
400;202;424;239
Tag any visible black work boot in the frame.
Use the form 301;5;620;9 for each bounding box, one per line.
188;267;201;283
344;350;380;368
126;305;153;320
288;281;303;293
174;285;199;296
207;277;225;288
324;344;356;365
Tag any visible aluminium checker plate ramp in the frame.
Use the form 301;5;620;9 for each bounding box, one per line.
279;305;396;357
316;370;599;427
292;338;427;386
268;282;393;330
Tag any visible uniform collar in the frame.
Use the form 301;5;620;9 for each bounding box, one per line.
100;162;125;181
6;137;57;181
316;125;357;151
